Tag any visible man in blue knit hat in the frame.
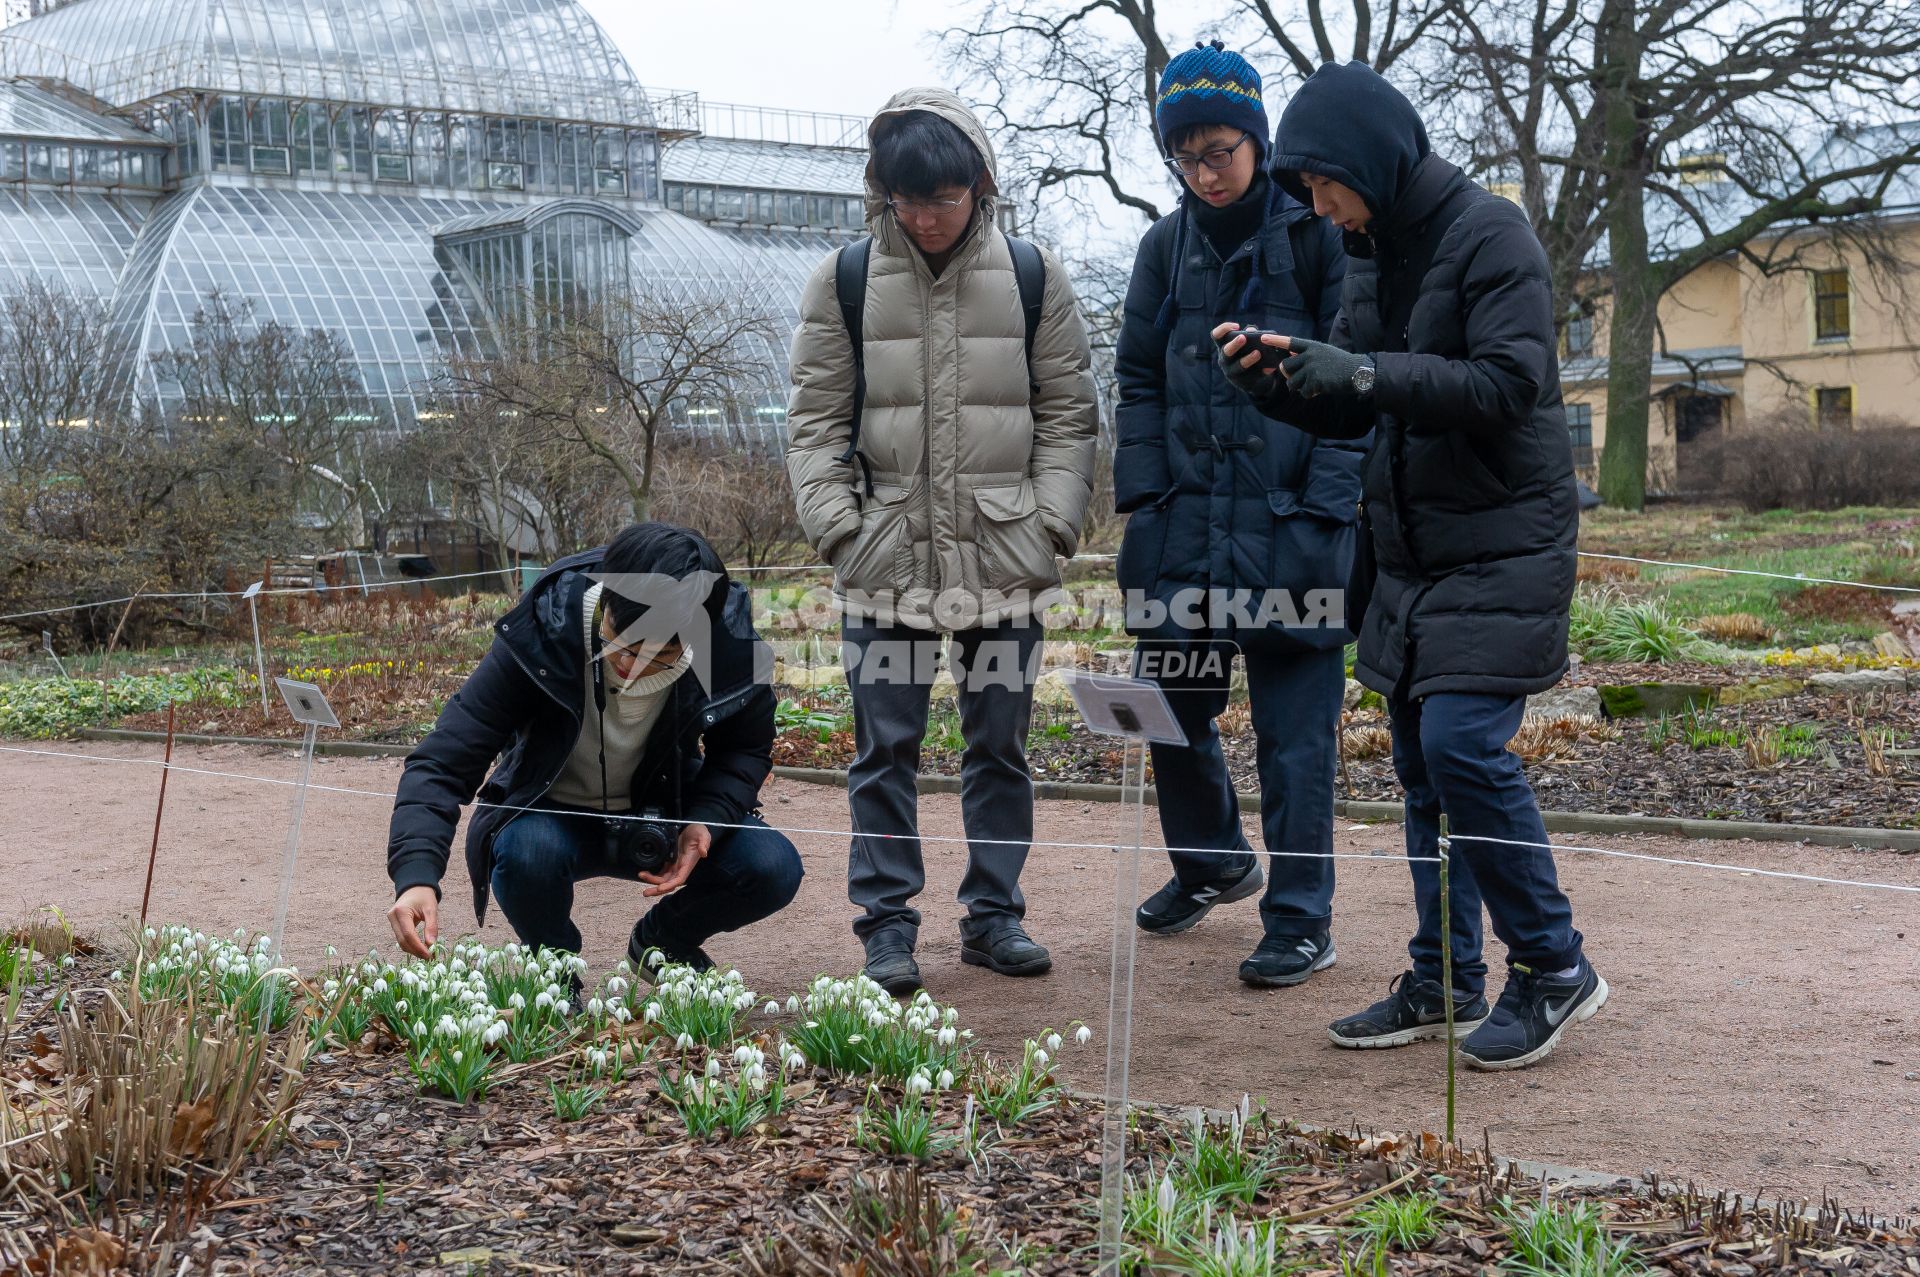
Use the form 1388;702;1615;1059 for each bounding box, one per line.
1113;41;1362;988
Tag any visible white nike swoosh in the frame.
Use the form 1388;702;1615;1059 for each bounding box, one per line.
1542;991;1580;1027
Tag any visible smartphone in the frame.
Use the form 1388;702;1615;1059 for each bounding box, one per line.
1218;325;1285;371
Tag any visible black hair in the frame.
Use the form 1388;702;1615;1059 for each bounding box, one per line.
598;521;729;633
871;111;983;199
1165;121;1248;156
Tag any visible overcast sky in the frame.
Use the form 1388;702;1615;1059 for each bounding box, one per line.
589;0;945;121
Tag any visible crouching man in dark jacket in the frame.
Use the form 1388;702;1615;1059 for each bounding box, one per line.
384;523;802;974
1219;62;1606;1070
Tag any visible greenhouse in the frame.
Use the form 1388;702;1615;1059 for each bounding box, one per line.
0;0;869;425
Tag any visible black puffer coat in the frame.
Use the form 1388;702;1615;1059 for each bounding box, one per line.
385;549;776;924
1113;180;1364;651
1254;61;1578;698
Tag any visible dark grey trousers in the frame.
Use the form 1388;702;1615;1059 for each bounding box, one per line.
841;615;1043;949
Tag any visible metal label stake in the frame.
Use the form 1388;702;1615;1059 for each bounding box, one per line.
244;581;269;717
265;676;338;1023
1061;669;1185;1276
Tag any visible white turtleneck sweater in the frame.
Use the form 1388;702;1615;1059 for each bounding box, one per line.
546;583;692;811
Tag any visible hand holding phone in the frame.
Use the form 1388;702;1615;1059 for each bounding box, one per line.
1215;325;1286;371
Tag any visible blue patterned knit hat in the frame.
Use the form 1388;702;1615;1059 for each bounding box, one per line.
1155;40;1267;157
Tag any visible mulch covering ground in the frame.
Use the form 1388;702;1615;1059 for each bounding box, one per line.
5;955;1919;1275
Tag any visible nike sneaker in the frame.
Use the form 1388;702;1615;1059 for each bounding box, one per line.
1459;959;1608;1071
1135;856;1264;935
1328;970;1490;1048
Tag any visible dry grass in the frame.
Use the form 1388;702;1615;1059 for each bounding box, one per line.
1693;612;1775;644
1508;714;1619;764
1576;556;1640;585
1340;720;1394;762
1;967;307;1206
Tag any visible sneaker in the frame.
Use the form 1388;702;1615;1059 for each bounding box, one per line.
1135;857;1265;935
862;943;923;997
1459;960;1608;1071
1238;931;1337;988
1327;971;1490;1049
628;916;714;983
959;924;1053;977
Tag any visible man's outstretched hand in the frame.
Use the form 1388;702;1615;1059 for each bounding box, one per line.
1275;336;1373;399
639;823;711;899
388;884;439;959
1211;322;1288;396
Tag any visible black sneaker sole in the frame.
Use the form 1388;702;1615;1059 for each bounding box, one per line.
1328;1014;1488;1050
1136;862;1265;936
959;946;1053;977
1238;939;1337;989
1461;975;1609;1071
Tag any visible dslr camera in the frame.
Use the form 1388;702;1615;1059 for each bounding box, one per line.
604;808;677;877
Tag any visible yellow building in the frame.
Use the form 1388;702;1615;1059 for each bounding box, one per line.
1559;144;1920;493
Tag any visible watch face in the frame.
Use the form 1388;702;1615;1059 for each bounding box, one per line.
1354;365;1376;394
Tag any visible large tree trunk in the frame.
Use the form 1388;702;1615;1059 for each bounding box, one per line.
1595;0;1654;511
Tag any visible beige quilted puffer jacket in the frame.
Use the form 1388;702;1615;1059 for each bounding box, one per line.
784;88;1099;631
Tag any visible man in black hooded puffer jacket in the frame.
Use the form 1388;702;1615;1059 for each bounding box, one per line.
1218;61;1607;1071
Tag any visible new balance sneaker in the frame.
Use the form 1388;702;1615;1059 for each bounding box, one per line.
1327;971;1490;1049
1238;931;1336;988
1135;857;1265;935
1459;960;1608;1071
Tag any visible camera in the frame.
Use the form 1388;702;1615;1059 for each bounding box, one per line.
1219;325;1285;370
604;807;677;877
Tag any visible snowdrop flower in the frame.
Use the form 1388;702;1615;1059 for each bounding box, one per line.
1045;1032;1062;1054
412;1019;428;1039
1033;1048;1049;1068
452;1050;464;1065
607;976;629;997
937;1068;955;1091
675;1032;694;1050
110;969;124;982
482;1021;508;1046
705;1056;722;1080
534;990;553;1011
785;995;800;1015
764;1001;780;1016
504;991;523;1010
612;1004;632;1024
645;950;666;971
937;1027;958;1048
643;1002;660;1023
733;1045;758;1068
143;927;157;940
1076;1025;1093;1046
555;1000;571;1017
395;998;409;1014
587;998;605;1018
905;1071;931;1097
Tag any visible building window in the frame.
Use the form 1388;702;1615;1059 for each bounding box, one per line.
594;167;627;196
1815;386;1853;431
251;145;290;175
488;161;525;191
1812;269;1850;341
375;154;412;182
1563;311;1594;360
1566;402;1594;467
1;141;22;181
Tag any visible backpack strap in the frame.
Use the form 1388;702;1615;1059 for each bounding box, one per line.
832;236;875;505
1286;217;1322;322
1005;233;1046;393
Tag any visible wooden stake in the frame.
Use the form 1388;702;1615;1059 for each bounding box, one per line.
139;701;177;928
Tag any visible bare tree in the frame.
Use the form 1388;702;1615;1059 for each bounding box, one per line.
942;0;1451;225
651;435;805;569
438;288;778;524
0;276;116;477
1432;0;1920;509
151;290;380;536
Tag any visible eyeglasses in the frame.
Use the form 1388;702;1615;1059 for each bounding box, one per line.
887;189;974;219
1163;132;1254;177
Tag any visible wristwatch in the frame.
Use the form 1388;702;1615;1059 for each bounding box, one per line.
1351;361;1377;398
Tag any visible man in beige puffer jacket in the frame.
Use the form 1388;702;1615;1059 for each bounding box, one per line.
785;88;1098;995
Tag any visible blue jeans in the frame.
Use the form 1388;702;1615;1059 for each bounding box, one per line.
1391;691;1583;998
489;805;803;956
1139;640;1342;938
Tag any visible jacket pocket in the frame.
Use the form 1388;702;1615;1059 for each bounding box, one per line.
834;482;914;600
1265;453;1360;628
1116;489;1174;594
972;481;1059;594
1445;432;1511;505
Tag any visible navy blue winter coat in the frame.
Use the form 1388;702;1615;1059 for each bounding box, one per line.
1113;186;1366;651
385;549;777;925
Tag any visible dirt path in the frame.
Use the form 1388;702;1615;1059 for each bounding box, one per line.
4;739;1918;1213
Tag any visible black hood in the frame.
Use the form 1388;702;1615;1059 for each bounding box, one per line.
1269;61;1430;220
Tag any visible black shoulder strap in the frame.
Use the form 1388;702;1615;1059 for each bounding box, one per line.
1005;233;1046;390
1287;218;1322;319
833;236;874;502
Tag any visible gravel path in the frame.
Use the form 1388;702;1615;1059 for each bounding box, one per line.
4;738;1918;1213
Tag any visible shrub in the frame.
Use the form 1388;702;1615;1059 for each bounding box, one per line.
1568;589;1715;663
1692;416;1920;512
